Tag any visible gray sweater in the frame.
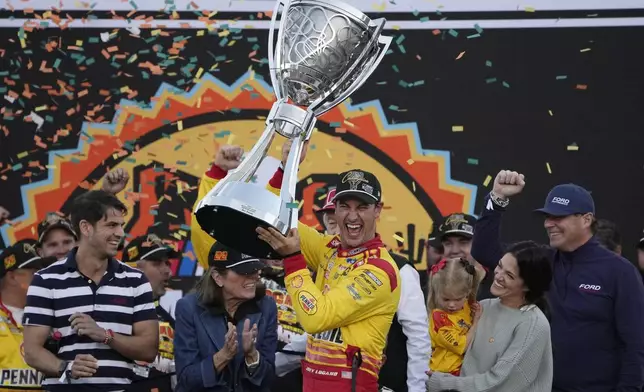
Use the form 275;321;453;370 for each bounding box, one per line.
426;298;553;392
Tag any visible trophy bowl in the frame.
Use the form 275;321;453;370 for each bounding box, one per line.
194;0;391;258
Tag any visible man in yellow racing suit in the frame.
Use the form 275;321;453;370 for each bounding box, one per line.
192;144;400;392
0;240;54;392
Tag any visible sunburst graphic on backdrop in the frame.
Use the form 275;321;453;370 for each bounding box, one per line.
1;71;477;273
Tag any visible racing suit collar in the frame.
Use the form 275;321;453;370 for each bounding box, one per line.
337;234;384;256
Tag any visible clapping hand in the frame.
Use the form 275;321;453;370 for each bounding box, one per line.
241;319;258;354
221;322;238;361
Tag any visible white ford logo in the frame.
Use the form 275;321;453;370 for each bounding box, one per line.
551;197;570;206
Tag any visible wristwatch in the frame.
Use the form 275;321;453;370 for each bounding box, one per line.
489;191;510;209
245;352;260;368
57;360;69;378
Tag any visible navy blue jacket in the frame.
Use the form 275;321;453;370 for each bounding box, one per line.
472;196;644;392
174;292;278;392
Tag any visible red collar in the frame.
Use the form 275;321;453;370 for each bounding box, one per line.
0;296;20;329
336;234;384;256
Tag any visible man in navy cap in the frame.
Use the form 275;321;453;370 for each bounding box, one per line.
471;170;644;392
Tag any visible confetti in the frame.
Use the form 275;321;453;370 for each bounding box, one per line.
556;75;568;80
546;162;552;174
485;78;498;84
483;175;492;187
286;202;299;209
567;143;579;151
485;60;493;67
580;48;591;52
406;159;415;165
576;84;588;90
525;6;536;12
467;158;479;165
393;234;405;243
455;51;466;60
548;110;554;116
452;125;464;132
448;29;459;38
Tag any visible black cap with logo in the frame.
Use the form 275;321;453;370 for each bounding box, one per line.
332;169;382;204
37;213;78;244
1;239;55;279
438;213;477;240
208;242;265;275
121;234;180;264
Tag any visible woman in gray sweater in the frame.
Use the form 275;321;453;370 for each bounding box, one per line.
426;241;553;392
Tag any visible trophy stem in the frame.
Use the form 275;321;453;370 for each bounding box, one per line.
279;134;304;230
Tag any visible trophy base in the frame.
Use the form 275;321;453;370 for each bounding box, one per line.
194;182;288;260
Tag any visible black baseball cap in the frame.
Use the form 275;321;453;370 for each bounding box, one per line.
534;184;595;217
333;169;382;204
1;239;55;279
208;242;264;275
122;234;180;264
438;213;477;240
427;221;442;248
37;213;78;244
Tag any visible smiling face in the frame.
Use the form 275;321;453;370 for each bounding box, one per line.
80;208;125;258
335;198;382;248
543;213;593;251
491;253;526;301
39;228;76;260
214;269;260;301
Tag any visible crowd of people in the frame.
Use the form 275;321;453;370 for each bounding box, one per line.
1;141;644;392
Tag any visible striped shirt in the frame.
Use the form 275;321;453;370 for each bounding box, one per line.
23;248;157;392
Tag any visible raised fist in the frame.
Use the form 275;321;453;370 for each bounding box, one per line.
102;168;129;195
215;145;244;171
493;170;526;198
281;139;309;167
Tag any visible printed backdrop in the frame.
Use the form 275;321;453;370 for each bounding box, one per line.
1;1;644;297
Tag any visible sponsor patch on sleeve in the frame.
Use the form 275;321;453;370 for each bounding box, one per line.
365;259;398;292
298;290;317;315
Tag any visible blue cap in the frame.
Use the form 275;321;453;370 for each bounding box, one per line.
534;184;595;217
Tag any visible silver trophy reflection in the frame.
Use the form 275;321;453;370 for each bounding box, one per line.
194;0;392;258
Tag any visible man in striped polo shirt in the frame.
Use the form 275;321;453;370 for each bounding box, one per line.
22;190;159;391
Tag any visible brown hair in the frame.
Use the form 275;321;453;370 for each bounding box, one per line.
427;258;480;314
195;267;266;310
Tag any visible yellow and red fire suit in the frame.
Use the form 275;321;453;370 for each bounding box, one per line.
0;300;44;392
191;165;401;392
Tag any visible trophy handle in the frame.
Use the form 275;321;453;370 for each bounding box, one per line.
279;134;304;231
309;18;392;115
269;0;290;102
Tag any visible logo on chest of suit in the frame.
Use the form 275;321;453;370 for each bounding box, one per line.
313;328;343;344
579;284;601;292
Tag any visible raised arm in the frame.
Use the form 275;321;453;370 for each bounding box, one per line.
191;143;330;270
427;314;552;392
472;170;526;270
614;262;644;391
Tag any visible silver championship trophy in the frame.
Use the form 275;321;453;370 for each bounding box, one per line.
194;0;392;258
